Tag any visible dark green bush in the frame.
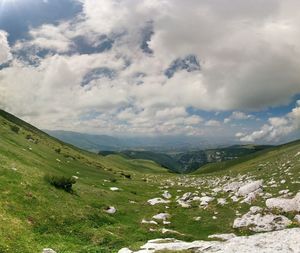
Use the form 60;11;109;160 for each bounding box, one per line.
55;148;61;154
45;175;76;193
10;125;20;134
109;178;117;183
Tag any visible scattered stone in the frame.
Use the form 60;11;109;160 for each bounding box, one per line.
162;191;172;199
110;187;120;191
148;198;170;205
231;196;239;202
141;219;158;225
153;213;170;221
279;189;289;195
105;206;117;214
161;228;183;235
200;196;214;206
217;198;227;205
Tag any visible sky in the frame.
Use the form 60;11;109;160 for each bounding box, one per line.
0;0;299;145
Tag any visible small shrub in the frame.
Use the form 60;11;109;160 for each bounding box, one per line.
55;148;61;154
10;125;20;134
121;172;131;179
45;175;76;193
109;178;117;183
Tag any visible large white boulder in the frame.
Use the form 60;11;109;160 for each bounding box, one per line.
237;180;263;196
266;193;300;212
233;211;291;232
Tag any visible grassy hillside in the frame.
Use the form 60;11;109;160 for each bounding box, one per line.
0;109;299;253
99;150;182;173
193;140;300;175
0;110;171;252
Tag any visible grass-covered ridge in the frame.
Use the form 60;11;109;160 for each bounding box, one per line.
0;109;299;253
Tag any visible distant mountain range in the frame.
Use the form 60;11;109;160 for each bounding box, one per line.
45;130;272;173
44;130;232;152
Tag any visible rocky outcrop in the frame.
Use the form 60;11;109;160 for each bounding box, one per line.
119;228;300;253
233;211;291;232
266;192;300;212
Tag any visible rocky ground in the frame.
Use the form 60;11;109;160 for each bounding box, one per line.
118;150;300;252
119;228;300;252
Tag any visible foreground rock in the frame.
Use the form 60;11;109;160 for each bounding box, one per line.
233;210;291;232
266;192;300;212
119;228;300;253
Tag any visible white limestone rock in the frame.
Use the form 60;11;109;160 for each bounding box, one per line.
266;193;300;212
127;228;300;253
233;212;291;232
237;180;263;196
110;187;120;191
147;198;170;206
200;196;214;206
294;215;300;224
105;206;117;214
217;198;227;205
141;219;158;225
152;213;170;221
162;191;172;199
249;206;263;214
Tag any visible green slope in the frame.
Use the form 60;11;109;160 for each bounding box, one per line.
0;110;171;252
193;139;300;175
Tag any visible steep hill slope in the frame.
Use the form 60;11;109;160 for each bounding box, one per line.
0;110;170;252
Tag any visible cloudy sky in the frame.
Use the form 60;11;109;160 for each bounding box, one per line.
0;0;299;144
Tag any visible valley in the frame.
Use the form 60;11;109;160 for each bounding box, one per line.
0;109;300;252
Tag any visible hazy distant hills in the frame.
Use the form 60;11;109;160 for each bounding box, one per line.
44;130;123;152
44;130;223;152
100;145;272;173
46;130;272;173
